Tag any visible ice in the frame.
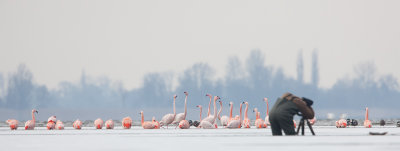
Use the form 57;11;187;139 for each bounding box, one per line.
1;126;400;151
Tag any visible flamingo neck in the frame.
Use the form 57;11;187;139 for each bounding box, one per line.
229;103;233;119
266;99;269;117
217;101;222;120
239;103;243;125
32;111;35;124
254;108;259;119
141;112;144;125
212;98;217;123
183;95;188;120
207;95;212;117
173;97;176;116
199;107;202;121
365;108;369;120
244;103;248;119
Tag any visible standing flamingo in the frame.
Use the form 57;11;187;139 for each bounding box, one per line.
47;116;56;130
140;111;157;129
173;92;189;126
226;102;243;129
105;120;114;129
73;119;83;129
160;95;177;128
198;104;217;129
201;96;220;124
178;92;190;129
253;108;266;128
219;101;229;127
122;117;132;129
228;102;234;123
94;118;104;129
6;119;19;130
193;105;202;127
25;109;38;130
55;120;64;130
242;102;251;128
364;107;372;128
152;117;160;129
263;98;270;126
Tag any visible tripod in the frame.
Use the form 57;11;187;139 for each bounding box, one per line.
296;117;315;136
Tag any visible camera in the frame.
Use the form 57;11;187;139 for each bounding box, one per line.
301;97;313;107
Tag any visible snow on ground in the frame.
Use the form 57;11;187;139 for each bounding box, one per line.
1;126;400;151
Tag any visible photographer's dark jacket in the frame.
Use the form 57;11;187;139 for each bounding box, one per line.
269;93;315;119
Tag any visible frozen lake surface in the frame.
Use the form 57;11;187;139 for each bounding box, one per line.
1;126;400;151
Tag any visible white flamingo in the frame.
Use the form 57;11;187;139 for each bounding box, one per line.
226;102;243;129
198;105;216;129
160;95;177;128
25;109;38;130
172;92;189;126
178;92;190;129
264;98;270;126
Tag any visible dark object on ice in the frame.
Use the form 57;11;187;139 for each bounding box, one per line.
396;121;400;127
379;120;385;126
369;132;388;135
347;119;358;127
296;117;315;136
188;120;193;126
351;119;358;126
193;121;200;127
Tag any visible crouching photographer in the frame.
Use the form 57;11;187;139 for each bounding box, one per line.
269;92;315;136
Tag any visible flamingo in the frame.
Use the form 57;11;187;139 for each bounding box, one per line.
6;119;18;130
193;105;202;127
152;117;160;129
178;92;190;129
336;118;347;128
242;102;251;128
201;96;220;124
25;109;38;130
227;102;234;123
47;116;56;130
263;98;270;126
122;117;132;129
173;92;189;126
73;119;82;129
105;120;114;129
253;108;266;128
160;95;177;128
219;101;229;127
55;120;64;130
94;118;104;129
206;94;212;117
309;117;316;125
364;107;372;128
226;102;243;129
198;104;217;129
140;111;157;129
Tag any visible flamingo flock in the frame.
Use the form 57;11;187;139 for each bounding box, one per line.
5;93;377;131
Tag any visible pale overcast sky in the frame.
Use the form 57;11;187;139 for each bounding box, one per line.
0;0;399;89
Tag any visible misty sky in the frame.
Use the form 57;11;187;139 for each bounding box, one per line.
1;0;399;90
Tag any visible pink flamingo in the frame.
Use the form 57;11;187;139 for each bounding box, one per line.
94;118;104;129
263;98;270;126
242;102;251;128
140;111;157;129
25;109;38;130
122;117;132;129
198;105;217;129
152;117;160;129
364;107;372;128
206;94;212;117
227;102;243;129
55;120;64;130
173;92;189;126
6;119;19;130
47;116;56;130
219;101;229;127
73;119;82;129
227;102;234;123
160;95;177;128
336;118;347;128
105;120;114;129
309;117;316;125
178;92;190;129
253;108;266;128
201;96;220;124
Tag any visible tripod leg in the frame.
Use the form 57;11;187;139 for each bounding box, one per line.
306;120;316;136
296;120;301;135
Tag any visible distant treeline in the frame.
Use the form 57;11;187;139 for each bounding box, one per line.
0;50;399;119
